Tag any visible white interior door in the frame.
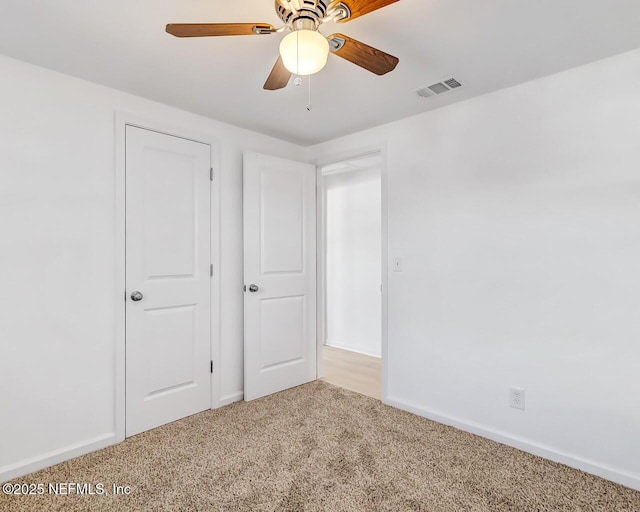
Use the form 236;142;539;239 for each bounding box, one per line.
243;151;317;401
125;125;211;437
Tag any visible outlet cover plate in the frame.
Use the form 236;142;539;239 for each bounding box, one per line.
510;387;525;410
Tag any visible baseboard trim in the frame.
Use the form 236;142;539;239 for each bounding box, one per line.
385;396;640;492
324;343;381;359
325;341;382;359
0;432;117;484
218;391;243;407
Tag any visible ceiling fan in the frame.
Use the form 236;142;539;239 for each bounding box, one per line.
166;0;400;90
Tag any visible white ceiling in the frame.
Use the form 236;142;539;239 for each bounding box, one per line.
1;1;640;145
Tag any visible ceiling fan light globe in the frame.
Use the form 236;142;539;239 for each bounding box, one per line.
279;30;330;76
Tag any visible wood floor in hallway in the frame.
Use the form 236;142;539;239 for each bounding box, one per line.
320;345;381;400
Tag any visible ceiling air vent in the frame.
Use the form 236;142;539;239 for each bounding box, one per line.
415;87;435;98
415;77;463;99
444;78;462;89
428;82;450;95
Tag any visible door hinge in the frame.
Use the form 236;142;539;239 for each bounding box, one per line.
210;168;214;181
210;263;213;277
210;360;214;374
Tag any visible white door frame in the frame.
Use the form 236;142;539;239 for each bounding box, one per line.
114;111;221;443
313;144;389;403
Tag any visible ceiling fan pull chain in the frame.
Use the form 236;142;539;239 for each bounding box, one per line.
293;32;303;89
307;75;312;112
296;30;300;76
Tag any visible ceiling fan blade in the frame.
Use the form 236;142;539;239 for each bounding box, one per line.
328;34;399;75
329;0;399;23
264;57;292;91
166;23;274;38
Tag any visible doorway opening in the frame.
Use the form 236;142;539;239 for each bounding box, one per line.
318;152;382;399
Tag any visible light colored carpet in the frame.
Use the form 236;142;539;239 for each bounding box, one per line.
2;381;639;511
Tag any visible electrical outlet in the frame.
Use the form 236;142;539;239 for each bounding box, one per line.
510;387;525;410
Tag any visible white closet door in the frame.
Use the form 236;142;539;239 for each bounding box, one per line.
125;126;211;436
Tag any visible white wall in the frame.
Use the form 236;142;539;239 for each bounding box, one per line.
0;54;304;481
307;48;640;491
324;167;381;357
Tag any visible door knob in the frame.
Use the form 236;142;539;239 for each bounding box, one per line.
249;284;259;293
131;291;144;302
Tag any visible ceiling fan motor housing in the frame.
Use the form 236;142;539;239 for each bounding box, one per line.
276;0;348;28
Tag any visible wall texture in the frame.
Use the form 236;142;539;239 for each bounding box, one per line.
0;54;304;481
307;48;640;490
325;167;382;357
